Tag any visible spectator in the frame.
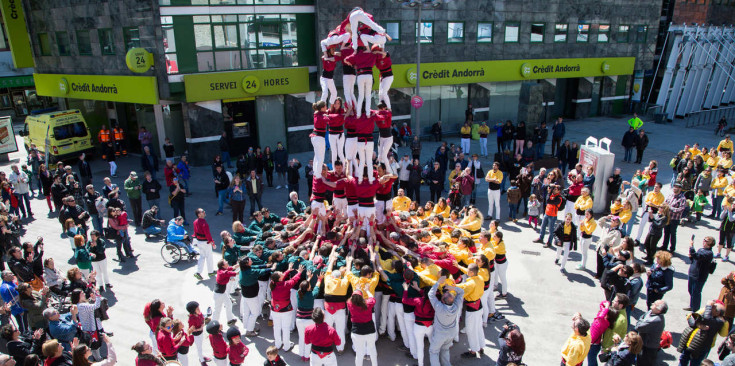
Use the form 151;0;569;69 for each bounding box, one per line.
8;165;31;219
514;121;526;156
428;161;444;203
213;165;230;216
494;122;505;154
398;155;411;192
138;127;154;155
407;158;422;204
454;167;474;208
646;251;674;309
400;123;412;146
286;192;306;214
465;104;474;121
679;300;728;365
501;120;515;152
263;146;275;187
470;154;483;205
142;172;163;214
77;153;92;189
162;137;175;159
552;117;566;157
169;177;187;224
286;159;302;196
621;127;637;163
635;299;667;366
534;121;548;158
124;172;143;226
176;156;192;195
685;236;715;311
44;307;78;351
560;313;591;366
635;129;649;164
305;160;313;199
246;170;264;216
220;131;233;169
274;142;288;189
661;183;687;252
163;159;177;187
141;206;165;237
228;175;246;223
141;146;159;181
431;121;442;142
435;144;449;174
606;168;623;212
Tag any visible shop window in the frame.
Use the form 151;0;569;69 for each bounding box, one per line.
281;14;297;48
554;23;568;43
38;33;51;56
56;32;70;56
383;21;400;45
416;21;433;44
195;24;213;50
504;22;519;43
447;22;464;43
635;25;647;43
530;23;545;43
161;17;177;74
617;25;630;43
577;23;589;43
98;29;115;55
477;22;493;43
76;30;92;55
598;24;610;43
123;27;141;50
214;24;239;48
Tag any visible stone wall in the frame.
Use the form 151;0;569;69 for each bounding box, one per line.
315;0;661;72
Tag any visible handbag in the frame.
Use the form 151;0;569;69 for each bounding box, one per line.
597;351;611;363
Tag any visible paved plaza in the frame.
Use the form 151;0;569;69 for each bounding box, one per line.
2;115;730;365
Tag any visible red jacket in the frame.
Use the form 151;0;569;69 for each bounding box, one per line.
216;269;238;286
271;270;301;312
346;297;376;323
327;112;344;132
326;171;347;198
188;313;204;331
311;176;330;202
343;176;358;205
322;56;336;72
356;180;381;206
376;52;393;74
376;110;392;130
156;330;179;357
228;341;249;364
400;125;412;137
376;177;397;197
193;218;213;242
313;111;329;134
305;323;341;358
402;291;435;326
355;112;378;138
344;51;378;74
210;333;229;359
344;115;359;136
454;175;475;195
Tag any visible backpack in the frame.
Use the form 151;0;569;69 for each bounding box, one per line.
95;196;108;218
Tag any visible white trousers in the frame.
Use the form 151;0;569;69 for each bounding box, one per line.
480;137;488;156
345;137;359;174
461;138;470;155
377;293;390;334
465;310;484;353
91;259;109;287
487;189;501;218
290;289;298;331
495;261;508;295
360;33;387;50
343;74;357;109
258;279;270;305
193;333;205;362
388;302;409;348
481;283;496;320
356;74;373;117
178;352;189;366
635;211;650;241
311;136;326;178
580;237;592;268
349;10;385;50
329;132;346;167
353;333;378;366
357;141;374;182
378;76;394;109
320;77;338;105
378;136;393;172
272;310;293;349
320;33;350;52
109;161;117;176
240;296;261;332
414;324;433;366
404;312;418;358
212;292;234;324
324;309;346;351
310;352;338;366
213;358;227;366
333;197;347;216
80;268;91;278
556;241;571;269
375;199;392;224
195;240;213;275
296;318;314;357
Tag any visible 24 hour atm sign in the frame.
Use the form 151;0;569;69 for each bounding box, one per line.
184;68;309;102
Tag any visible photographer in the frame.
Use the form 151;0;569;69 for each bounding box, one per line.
141;206;166;237
497;322;525;366
1;323;44;364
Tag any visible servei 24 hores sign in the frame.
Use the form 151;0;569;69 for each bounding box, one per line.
184;67;310;102
393;57;635;88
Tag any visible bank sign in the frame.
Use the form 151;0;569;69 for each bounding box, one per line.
184;67;310;102
33;73;159;104
391;57;635;88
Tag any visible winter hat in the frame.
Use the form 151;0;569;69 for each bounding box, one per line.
226;326;241;340
186;301;199;314
206;321;221;335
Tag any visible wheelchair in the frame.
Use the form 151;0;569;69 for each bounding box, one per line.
161;240;199;265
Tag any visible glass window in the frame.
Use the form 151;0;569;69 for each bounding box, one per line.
98;29;114;55
194;24;213;51
447;22;464;43
530;23;545;43
554;23;568;43
53;123;87;140
577;23;589;43
56;32;70;56
477;22;493;43
215;50;241;70
38;33;51;56
281;17;297;48
416;21;433;44
123;27;140;50
214;24;238;48
635;25;647;43
598;24;610;43
383;21;400;44
258;15;281;48
197;52;214;72
504;22;519;43
617;25;629;43
239;21;257;49
76;30;92;55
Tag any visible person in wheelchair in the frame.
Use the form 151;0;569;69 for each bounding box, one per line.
141;205;165;237
43;258;69;297
166;216;198;255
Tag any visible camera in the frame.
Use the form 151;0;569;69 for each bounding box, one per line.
505;321;517;330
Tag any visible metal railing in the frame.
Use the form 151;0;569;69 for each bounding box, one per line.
684;105;735;128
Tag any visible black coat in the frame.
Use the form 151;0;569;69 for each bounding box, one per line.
141;153;159;173
427;168;444;190
636;133;649;151
142;179;162;200
622;130;637;148
77;160;92;179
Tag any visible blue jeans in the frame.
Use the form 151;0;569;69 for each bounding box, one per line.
221;151;232;168
35;175;42;194
509;203;518;219
500;174;508;192
662;219;680;251
520;196;529;215
14;193;31;216
587;343;602;366
688;277;706;311
171;240;197;254
539;215;557;244
217;190;228;213
144;226;162;236
461;194;471;208
249;194;262;215
712;195;724;217
535;142;545;158
91;215;102;233
624;147;633;162
180;179;190;193
679;348;707;366
471;185;479;202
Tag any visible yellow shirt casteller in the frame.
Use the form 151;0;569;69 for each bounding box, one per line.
574;196;593;211
645;191;665;207
393;196;412;212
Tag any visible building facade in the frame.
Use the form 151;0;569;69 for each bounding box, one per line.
15;0;659;163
